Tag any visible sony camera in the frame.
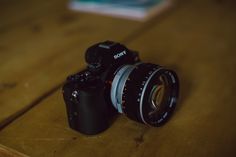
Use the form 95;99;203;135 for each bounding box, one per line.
62;41;179;135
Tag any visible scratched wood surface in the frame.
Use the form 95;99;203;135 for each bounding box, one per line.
0;0;145;128
1;0;236;157
0;144;29;157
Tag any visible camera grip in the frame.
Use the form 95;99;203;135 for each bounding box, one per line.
63;82;110;135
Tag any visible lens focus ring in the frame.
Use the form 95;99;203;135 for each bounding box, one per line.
122;63;160;123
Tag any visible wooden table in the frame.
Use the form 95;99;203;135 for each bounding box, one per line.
0;0;236;156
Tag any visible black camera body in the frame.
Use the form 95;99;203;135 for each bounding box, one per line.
63;41;179;135
63;41;140;134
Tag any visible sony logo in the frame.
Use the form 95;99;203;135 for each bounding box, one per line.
114;50;126;59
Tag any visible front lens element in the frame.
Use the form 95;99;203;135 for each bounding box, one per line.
149;84;165;116
150;81;165;111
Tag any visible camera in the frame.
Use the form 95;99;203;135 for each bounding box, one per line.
62;41;179;135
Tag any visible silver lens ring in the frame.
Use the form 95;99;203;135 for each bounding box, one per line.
110;65;135;113
139;68;163;124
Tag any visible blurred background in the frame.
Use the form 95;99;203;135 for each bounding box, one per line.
0;0;236;156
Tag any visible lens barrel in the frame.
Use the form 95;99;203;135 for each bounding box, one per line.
111;63;179;126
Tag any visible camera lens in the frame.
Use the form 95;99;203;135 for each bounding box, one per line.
111;63;179;126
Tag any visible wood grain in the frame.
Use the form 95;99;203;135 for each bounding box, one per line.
0;144;29;157
0;0;236;157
